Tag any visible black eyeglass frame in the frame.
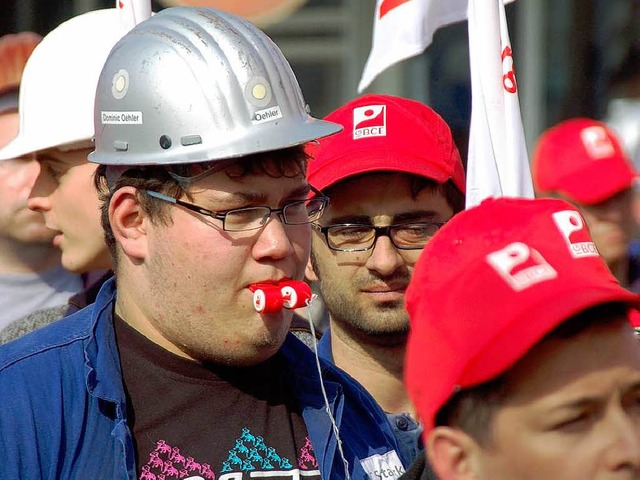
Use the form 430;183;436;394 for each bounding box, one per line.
312;222;446;252
144;185;328;232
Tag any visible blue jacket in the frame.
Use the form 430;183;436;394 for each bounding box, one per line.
318;331;424;467
0;278;406;479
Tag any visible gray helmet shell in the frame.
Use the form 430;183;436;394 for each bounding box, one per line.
90;7;341;166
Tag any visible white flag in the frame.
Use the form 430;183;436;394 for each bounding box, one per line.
358;0;533;208
465;0;533;207
116;0;152;31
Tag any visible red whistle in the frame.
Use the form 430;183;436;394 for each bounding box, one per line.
250;284;284;314
280;281;312;309
249;281;312;313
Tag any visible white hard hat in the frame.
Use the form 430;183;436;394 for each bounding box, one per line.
0;9;130;160
89;7;341;166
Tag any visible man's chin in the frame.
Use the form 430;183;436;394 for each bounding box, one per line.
10;230;57;244
357;311;410;342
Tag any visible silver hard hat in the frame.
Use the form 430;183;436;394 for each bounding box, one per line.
89;6;341;166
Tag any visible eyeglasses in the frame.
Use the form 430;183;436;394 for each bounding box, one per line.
313;222;445;252
145;189;328;232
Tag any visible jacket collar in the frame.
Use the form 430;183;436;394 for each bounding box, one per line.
84;277;127;411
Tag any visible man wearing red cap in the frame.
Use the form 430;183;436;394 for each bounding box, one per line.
532;118;640;290
305;94;465;468
404;196;640;480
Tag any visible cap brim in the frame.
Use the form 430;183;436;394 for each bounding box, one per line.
554;159;637;204
309;147;457;192
0;133;93;160
89;117;342;166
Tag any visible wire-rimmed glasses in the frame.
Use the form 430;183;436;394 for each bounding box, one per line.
145;189;328;232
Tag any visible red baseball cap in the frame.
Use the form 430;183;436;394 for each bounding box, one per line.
405;196;640;436
307;94;465;193
532;118;637;205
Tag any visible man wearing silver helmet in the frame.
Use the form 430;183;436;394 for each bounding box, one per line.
0;7;407;480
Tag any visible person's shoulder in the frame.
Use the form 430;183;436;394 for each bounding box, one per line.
0;305;95;372
0;304;67;345
280;332;372;392
288;313;322;349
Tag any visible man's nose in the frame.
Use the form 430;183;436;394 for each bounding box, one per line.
365;234;405;276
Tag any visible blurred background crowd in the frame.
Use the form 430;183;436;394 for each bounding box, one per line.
2;0;640;170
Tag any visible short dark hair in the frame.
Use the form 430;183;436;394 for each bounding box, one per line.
409;176;465;214
93;146;308;268
434;302;630;445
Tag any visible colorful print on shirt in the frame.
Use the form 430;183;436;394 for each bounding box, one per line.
139;429;319;479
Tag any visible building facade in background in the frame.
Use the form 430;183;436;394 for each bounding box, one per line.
2;0;639;163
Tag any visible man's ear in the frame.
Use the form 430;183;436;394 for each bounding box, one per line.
109;186;149;261
427;426;481;480
305;255;319;283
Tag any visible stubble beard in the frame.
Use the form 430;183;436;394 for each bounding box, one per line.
320;283;410;347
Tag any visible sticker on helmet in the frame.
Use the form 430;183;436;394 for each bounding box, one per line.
101;111;143;124
252;105;283;125
111;69;129;100
245;76;273;107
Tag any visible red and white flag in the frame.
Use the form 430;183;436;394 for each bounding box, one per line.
358;0;473;93
359;0;534;208
116;0;152;31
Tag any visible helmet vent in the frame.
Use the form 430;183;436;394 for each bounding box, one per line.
114;140;129;151
181;135;202;146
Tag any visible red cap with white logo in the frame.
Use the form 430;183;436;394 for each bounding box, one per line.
307;94;465;194
404;196;640;436
532;118;637;205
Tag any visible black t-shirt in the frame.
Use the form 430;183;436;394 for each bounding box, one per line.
114;315;320;479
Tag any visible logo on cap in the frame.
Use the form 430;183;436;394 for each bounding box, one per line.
580;125;615;160
353;104;386;140
552;210;598;258
486;242;558;291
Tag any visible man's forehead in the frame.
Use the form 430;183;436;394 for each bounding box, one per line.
324;209;444;225
322;170;431;195
34;147;92;165
503;320;640;403
323;177;450;218
189;174;310;202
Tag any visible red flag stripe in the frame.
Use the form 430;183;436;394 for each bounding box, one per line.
379;0;412;19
